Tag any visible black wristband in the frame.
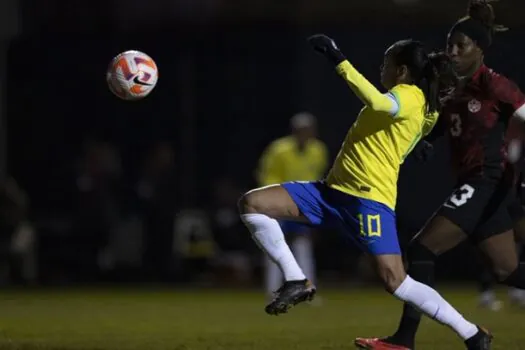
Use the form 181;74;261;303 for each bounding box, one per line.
327;49;346;66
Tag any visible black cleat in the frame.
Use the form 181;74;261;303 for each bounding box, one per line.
465;326;492;350
265;279;316;315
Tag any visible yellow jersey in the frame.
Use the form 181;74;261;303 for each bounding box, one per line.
326;61;438;210
257;136;329;186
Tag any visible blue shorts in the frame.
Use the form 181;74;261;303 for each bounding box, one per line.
279;221;311;235
282;181;400;255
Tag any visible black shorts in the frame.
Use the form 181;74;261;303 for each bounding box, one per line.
508;196;524;222
438;176;515;242
518;171;525;203
509;173;525;221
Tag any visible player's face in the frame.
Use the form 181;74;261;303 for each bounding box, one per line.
446;31;482;76
380;52;398;89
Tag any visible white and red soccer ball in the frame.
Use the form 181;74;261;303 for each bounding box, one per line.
106;50;158;100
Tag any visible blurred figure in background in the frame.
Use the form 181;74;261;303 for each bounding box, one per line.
478;126;525;310
73;140;122;281
137;141;179;281
209;177;255;285
0;176;36;285
256;112;328;300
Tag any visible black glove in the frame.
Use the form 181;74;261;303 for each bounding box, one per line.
307;34;346;65
412;140;434;162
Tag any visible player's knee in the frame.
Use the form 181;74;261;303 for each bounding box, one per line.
238;190;265;215
238;192;253;214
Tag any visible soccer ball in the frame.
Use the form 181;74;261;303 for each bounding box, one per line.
106;50;158;100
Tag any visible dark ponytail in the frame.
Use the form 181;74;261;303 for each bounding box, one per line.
450;0;507;51
389;40;441;115
428;51;458;96
422;58;440;115
468;0;495;26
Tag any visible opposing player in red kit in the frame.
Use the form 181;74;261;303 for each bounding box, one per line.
355;1;525;349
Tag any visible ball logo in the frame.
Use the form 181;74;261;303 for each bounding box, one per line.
468;99;482;113
133;75;153;86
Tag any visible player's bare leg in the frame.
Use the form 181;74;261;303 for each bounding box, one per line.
478;231;525;300
238;185;316;315
355;251;490;350
479;208;525;309
508;217;525;305
477;260;503;311
355;216;492;350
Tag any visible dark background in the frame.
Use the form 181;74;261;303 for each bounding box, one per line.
1;0;524;287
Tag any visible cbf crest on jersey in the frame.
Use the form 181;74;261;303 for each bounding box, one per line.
468;99;482;113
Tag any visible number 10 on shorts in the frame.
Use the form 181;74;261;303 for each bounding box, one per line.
358;214;382;237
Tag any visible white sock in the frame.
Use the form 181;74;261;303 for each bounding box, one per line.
241;213;305;281
265;256;283;295
394;275;478;340
293;235;316;284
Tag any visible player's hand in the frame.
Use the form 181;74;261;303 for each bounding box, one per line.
413;140;434;162
308;34;338;54
307;34;346;65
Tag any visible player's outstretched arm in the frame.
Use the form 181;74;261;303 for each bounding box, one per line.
308;34;396;115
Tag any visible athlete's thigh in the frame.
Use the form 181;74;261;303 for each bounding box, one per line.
280;181;343;228
473;180;519;275
412;215;467;255
431;178;497;249
240;184;308;221
337;197;401;256
477;230;519;277
411;179;493;255
473;178;515;243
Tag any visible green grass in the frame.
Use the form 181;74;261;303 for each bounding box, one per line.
0;286;523;349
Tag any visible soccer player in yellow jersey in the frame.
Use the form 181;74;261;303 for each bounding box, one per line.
239;34;488;347
257;112;328;299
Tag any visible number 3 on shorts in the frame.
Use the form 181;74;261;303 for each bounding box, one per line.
447;184;475;207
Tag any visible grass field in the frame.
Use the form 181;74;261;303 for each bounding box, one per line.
0;286;523;350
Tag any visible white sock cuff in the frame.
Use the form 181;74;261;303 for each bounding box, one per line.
393;275;414;298
241;213;275;223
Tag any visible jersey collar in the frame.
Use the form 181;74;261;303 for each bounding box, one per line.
471;64;487;83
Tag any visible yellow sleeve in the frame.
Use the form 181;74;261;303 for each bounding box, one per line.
257;144;284;186
389;84;426;120
336;60;396;114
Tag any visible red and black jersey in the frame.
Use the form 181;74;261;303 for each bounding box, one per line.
437;65;525;180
